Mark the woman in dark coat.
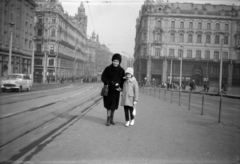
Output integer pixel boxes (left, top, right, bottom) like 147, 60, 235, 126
101, 53, 125, 126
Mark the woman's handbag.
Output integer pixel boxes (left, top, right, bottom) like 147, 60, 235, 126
101, 85, 108, 96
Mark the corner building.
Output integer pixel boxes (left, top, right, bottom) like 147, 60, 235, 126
134, 0, 240, 87
0, 0, 37, 77
34, 0, 87, 82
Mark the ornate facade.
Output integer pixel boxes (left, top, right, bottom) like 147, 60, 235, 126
0, 0, 38, 78
134, 0, 240, 87
34, 0, 87, 82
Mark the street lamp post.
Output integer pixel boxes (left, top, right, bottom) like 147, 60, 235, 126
219, 37, 224, 94
170, 56, 173, 89
31, 38, 36, 80
179, 46, 183, 89
179, 46, 183, 106
8, 22, 15, 76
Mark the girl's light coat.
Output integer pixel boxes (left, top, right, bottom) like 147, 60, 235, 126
121, 76, 139, 107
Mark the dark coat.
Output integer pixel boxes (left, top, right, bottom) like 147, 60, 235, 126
101, 64, 125, 110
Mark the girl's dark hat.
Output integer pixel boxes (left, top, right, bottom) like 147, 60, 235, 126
112, 53, 122, 64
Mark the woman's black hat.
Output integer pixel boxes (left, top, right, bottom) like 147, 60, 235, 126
112, 53, 122, 64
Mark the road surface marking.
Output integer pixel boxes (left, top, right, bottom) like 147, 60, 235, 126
191, 103, 201, 107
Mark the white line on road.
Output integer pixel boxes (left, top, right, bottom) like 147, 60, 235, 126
191, 103, 202, 107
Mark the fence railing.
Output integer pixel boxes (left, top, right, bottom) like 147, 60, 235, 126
139, 86, 240, 127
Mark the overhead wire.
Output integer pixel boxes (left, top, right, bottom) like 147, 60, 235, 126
86, 1, 96, 33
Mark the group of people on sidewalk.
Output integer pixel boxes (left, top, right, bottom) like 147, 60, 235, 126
101, 53, 139, 127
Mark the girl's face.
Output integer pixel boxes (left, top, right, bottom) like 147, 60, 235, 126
125, 73, 132, 79
112, 60, 119, 67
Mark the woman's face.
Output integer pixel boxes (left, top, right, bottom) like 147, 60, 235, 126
112, 60, 120, 67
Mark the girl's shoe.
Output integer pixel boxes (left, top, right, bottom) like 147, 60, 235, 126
130, 119, 134, 126
125, 121, 130, 127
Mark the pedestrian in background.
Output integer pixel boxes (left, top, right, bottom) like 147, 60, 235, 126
121, 67, 139, 127
101, 53, 125, 126
189, 79, 195, 92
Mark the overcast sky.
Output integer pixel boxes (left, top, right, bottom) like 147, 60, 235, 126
59, 0, 240, 57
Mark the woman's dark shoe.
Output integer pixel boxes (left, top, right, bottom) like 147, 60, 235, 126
106, 116, 110, 126
110, 116, 115, 125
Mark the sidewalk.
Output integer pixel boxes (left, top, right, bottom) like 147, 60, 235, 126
17, 93, 240, 164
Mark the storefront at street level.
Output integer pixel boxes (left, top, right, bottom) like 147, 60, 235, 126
135, 57, 240, 87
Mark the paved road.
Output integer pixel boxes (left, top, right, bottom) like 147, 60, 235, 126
15, 92, 240, 164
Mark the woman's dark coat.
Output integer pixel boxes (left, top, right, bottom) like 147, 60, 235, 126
101, 64, 125, 110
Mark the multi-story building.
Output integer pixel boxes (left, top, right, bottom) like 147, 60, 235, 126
0, 0, 38, 78
134, 0, 240, 87
85, 31, 99, 79
34, 0, 87, 82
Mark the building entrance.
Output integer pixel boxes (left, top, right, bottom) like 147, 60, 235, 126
192, 74, 202, 86
192, 65, 203, 86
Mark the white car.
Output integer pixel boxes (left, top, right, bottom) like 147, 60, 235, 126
1, 74, 33, 92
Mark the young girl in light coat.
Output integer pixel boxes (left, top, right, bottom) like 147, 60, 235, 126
121, 67, 139, 127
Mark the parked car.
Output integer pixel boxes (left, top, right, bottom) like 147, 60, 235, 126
1, 74, 33, 92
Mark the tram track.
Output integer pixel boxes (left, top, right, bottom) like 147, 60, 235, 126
0, 85, 102, 163
0, 85, 93, 120
0, 84, 87, 105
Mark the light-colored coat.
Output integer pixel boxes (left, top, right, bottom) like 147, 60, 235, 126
121, 76, 139, 107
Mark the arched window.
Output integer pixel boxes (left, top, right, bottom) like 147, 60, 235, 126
188, 34, 193, 43
215, 35, 220, 44
51, 29, 55, 37
206, 35, 211, 44
170, 33, 175, 42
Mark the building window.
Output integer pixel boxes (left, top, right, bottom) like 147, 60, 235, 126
179, 34, 184, 43
169, 49, 174, 57
156, 33, 161, 41
198, 22, 202, 30
188, 34, 193, 43
178, 49, 183, 58
180, 22, 184, 29
48, 58, 54, 66
144, 20, 147, 27
189, 22, 193, 29
51, 29, 55, 37
197, 34, 202, 43
36, 44, 41, 51
215, 35, 220, 44
237, 52, 240, 60
35, 58, 43, 66
142, 32, 147, 41
50, 44, 54, 54
207, 23, 211, 30
225, 24, 229, 31
143, 48, 147, 56
196, 50, 201, 59
171, 21, 175, 28
155, 48, 160, 56
38, 16, 42, 23
157, 20, 161, 27
238, 24, 240, 32
52, 17, 56, 23
187, 50, 192, 58
237, 36, 240, 45
214, 51, 219, 60
223, 52, 228, 59
216, 23, 220, 30
206, 35, 211, 44
224, 36, 228, 45
38, 29, 42, 36
205, 50, 210, 59
170, 33, 175, 42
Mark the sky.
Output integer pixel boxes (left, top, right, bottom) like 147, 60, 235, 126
59, 0, 240, 58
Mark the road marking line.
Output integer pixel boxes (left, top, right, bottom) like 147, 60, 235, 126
191, 103, 201, 107
228, 107, 239, 111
